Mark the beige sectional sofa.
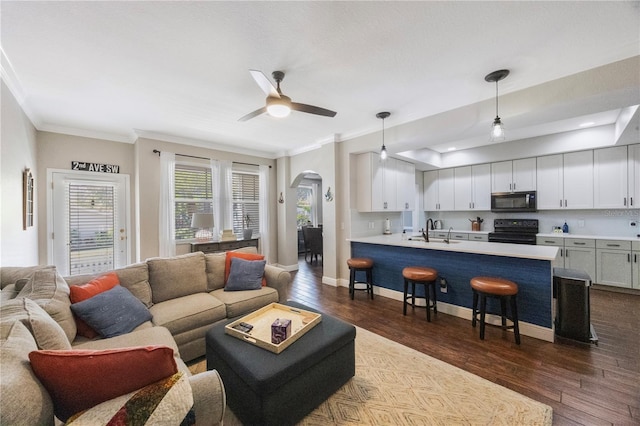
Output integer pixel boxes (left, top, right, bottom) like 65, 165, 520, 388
0, 248, 291, 425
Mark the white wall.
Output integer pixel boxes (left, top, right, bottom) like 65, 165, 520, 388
1, 81, 39, 266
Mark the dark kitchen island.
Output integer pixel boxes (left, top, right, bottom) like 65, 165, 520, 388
349, 234, 559, 342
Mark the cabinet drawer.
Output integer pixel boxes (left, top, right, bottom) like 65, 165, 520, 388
469, 234, 488, 242
430, 232, 448, 239
596, 239, 632, 250
633, 240, 640, 251
564, 238, 595, 248
451, 233, 468, 240
536, 236, 563, 246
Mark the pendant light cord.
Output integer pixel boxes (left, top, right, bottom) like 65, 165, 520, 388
495, 81, 499, 118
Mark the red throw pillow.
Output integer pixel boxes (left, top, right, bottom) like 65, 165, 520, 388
224, 251, 266, 286
69, 273, 120, 338
29, 346, 177, 422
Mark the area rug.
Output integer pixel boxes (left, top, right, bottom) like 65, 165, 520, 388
223, 326, 552, 425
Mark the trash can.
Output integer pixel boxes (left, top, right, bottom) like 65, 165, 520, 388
553, 267, 598, 345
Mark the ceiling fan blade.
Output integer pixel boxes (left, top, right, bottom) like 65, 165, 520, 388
238, 106, 267, 122
249, 70, 279, 98
291, 102, 337, 117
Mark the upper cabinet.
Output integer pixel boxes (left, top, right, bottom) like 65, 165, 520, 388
454, 164, 490, 210
628, 144, 640, 209
594, 146, 628, 209
396, 160, 416, 211
491, 158, 536, 193
537, 151, 593, 209
424, 168, 454, 211
356, 153, 415, 212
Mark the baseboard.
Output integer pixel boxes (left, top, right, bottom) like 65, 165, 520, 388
334, 281, 554, 342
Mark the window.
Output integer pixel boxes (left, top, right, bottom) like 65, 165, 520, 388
174, 163, 213, 240
297, 186, 313, 227
232, 171, 259, 235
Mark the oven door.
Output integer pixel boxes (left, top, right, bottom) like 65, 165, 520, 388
488, 232, 537, 245
491, 191, 537, 212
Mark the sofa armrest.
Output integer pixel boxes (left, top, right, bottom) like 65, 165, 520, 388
264, 265, 291, 302
188, 370, 226, 426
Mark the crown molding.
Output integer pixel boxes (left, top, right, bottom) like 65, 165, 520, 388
1, 47, 40, 128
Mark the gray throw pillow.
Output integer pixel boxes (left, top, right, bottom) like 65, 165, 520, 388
70, 285, 151, 338
224, 258, 266, 291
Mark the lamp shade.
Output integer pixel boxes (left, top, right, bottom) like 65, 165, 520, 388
191, 213, 214, 229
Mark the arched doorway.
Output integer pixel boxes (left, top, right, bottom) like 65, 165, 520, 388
292, 171, 323, 268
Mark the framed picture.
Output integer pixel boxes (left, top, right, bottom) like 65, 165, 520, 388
23, 168, 34, 230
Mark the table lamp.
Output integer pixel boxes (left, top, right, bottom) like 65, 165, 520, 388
191, 213, 215, 242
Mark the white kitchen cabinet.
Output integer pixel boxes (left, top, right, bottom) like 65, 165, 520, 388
632, 241, 640, 289
491, 158, 536, 193
396, 160, 416, 211
537, 151, 593, 209
357, 152, 398, 212
454, 164, 490, 211
536, 236, 565, 269
594, 146, 628, 209
423, 168, 454, 211
628, 144, 640, 209
563, 238, 596, 282
596, 239, 633, 288
468, 233, 489, 242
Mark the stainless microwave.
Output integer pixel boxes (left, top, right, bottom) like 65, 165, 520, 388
491, 191, 537, 213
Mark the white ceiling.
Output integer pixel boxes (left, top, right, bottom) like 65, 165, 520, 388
1, 1, 639, 159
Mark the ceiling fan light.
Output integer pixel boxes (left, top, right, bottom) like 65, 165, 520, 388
491, 116, 505, 141
266, 96, 291, 118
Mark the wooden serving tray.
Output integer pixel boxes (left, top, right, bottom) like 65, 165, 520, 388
225, 303, 322, 354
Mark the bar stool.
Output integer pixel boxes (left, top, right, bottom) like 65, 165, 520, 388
402, 266, 438, 322
470, 276, 520, 345
347, 258, 374, 300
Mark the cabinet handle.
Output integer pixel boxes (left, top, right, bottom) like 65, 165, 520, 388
624, 197, 627, 206
565, 249, 569, 258
606, 244, 620, 247
631, 197, 634, 206
469, 202, 472, 209
513, 182, 516, 190
635, 254, 637, 263
573, 242, 586, 245
560, 200, 563, 208
564, 199, 567, 207
384, 202, 387, 209
544, 240, 556, 244
509, 183, 512, 191
628, 253, 631, 263
560, 248, 564, 257
405, 202, 409, 209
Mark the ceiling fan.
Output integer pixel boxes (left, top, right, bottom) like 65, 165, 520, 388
239, 70, 337, 122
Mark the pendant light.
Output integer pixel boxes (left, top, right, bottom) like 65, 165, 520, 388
376, 111, 390, 160
484, 69, 509, 141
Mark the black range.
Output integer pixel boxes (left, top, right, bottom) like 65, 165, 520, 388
488, 218, 539, 245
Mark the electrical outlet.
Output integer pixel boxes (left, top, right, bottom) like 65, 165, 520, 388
439, 277, 447, 293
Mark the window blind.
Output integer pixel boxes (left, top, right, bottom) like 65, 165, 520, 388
174, 164, 213, 240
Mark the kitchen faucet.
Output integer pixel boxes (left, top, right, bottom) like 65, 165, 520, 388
443, 226, 453, 244
423, 219, 433, 242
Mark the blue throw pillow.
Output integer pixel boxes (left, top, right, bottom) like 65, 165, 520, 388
70, 285, 152, 338
224, 257, 266, 291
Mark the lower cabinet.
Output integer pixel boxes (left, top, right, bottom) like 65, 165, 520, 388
596, 240, 633, 288
536, 236, 564, 270
563, 238, 596, 282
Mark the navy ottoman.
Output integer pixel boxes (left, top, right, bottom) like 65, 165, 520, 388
206, 301, 356, 425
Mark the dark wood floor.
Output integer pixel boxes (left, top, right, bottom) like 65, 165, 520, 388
290, 258, 640, 425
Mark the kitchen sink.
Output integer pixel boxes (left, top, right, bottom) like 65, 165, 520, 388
407, 237, 459, 244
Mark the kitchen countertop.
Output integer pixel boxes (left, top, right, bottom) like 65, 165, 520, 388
536, 233, 640, 242
348, 234, 558, 261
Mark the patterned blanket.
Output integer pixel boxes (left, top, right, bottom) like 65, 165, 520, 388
66, 372, 195, 425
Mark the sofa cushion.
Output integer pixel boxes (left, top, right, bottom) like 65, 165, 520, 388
0, 264, 56, 288
17, 268, 76, 342
210, 287, 279, 318
65, 372, 194, 426
149, 293, 226, 336
225, 258, 266, 291
204, 252, 226, 291
29, 346, 178, 422
0, 321, 54, 425
69, 272, 120, 338
0, 284, 18, 301
0, 298, 71, 350
147, 252, 208, 303
65, 262, 153, 308
71, 285, 152, 338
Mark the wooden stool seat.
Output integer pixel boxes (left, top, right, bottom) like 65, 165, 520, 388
402, 266, 438, 322
347, 258, 374, 300
470, 276, 520, 344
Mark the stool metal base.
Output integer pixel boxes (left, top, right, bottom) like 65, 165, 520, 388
348, 267, 374, 300
471, 289, 520, 344
403, 279, 437, 322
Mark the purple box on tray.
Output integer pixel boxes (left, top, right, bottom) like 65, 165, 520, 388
271, 318, 291, 344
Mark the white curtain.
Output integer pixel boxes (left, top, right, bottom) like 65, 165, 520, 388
159, 151, 176, 257
212, 159, 234, 237
258, 165, 270, 262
